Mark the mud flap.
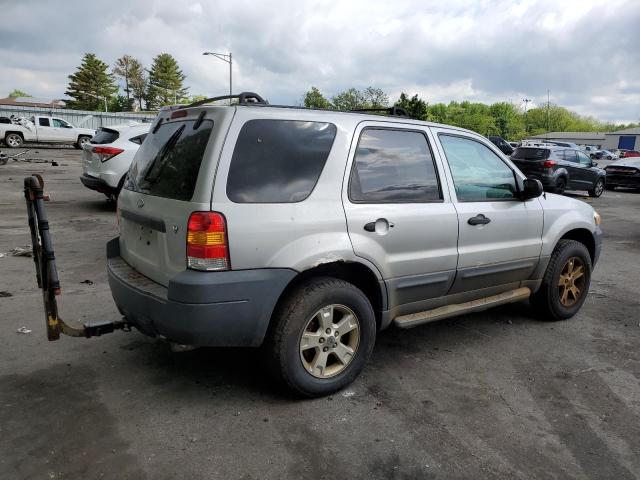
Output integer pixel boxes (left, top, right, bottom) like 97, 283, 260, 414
24, 174, 129, 340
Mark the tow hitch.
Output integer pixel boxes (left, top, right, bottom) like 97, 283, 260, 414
24, 174, 130, 340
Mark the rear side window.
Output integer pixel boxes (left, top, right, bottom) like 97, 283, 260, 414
39, 118, 50, 127
91, 128, 120, 144
349, 128, 441, 203
226, 120, 336, 203
125, 119, 213, 201
512, 148, 550, 160
563, 150, 578, 162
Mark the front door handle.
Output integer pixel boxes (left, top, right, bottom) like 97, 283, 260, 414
364, 222, 376, 232
468, 214, 491, 226
364, 218, 394, 233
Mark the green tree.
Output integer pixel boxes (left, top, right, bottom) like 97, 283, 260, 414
331, 88, 366, 110
303, 87, 332, 109
128, 59, 147, 111
113, 55, 140, 110
362, 87, 388, 108
65, 53, 118, 110
395, 92, 429, 120
146, 53, 188, 108
8, 89, 30, 98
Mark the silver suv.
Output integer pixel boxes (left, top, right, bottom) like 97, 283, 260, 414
109, 93, 603, 397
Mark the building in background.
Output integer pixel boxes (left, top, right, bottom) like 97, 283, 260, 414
0, 96, 66, 108
527, 131, 606, 147
603, 127, 640, 151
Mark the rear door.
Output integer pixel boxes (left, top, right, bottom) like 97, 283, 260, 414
117, 107, 233, 286
342, 122, 459, 307
35, 117, 59, 142
433, 129, 543, 294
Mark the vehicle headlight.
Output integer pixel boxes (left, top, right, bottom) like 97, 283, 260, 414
594, 211, 601, 226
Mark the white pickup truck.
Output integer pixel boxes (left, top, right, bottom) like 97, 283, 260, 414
0, 115, 95, 149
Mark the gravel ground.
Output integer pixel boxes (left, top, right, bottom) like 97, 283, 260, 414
0, 149, 639, 480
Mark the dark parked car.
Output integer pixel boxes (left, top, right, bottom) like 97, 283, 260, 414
604, 157, 640, 190
511, 146, 606, 197
488, 135, 514, 155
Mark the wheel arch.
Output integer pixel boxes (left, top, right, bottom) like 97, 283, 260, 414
270, 261, 387, 331
5, 130, 24, 139
559, 228, 596, 264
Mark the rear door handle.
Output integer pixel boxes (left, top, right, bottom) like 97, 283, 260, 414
364, 219, 394, 233
468, 214, 491, 226
364, 222, 376, 232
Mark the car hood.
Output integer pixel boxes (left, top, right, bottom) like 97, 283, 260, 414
607, 158, 640, 168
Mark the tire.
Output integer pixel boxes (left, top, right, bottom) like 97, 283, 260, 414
531, 239, 592, 321
588, 178, 605, 197
4, 133, 23, 148
554, 177, 566, 195
266, 277, 376, 397
75, 135, 91, 149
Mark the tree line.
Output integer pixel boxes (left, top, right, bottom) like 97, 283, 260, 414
63, 52, 194, 112
303, 87, 639, 140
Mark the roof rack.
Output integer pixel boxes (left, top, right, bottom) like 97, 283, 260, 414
186, 92, 268, 108
349, 106, 410, 118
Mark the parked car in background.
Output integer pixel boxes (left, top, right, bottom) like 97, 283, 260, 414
595, 149, 619, 160
604, 157, 640, 190
511, 146, 606, 196
543, 140, 579, 149
622, 150, 640, 158
488, 135, 514, 155
0, 115, 95, 148
80, 123, 150, 200
508, 141, 520, 149
107, 94, 602, 396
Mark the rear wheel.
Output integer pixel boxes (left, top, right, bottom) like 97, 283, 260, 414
588, 178, 605, 197
266, 277, 376, 397
531, 240, 592, 320
554, 177, 566, 195
75, 135, 91, 149
5, 133, 23, 148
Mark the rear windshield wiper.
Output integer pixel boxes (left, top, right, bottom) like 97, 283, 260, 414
142, 125, 185, 184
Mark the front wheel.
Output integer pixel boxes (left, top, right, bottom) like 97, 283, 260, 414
266, 277, 376, 397
588, 178, 605, 197
531, 240, 592, 320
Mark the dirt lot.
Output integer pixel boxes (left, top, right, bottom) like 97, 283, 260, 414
0, 148, 639, 480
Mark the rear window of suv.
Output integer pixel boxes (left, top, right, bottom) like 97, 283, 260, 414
226, 120, 337, 203
125, 119, 214, 201
91, 128, 120, 144
512, 147, 550, 160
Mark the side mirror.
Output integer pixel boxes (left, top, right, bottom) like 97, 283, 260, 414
521, 178, 543, 200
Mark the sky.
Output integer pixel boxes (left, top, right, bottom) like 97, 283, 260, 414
1, 0, 639, 123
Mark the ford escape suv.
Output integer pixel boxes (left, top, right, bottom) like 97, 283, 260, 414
109, 92, 603, 397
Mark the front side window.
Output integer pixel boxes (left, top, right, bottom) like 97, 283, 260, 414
227, 120, 336, 203
349, 128, 441, 203
52, 119, 68, 128
577, 151, 591, 165
439, 134, 517, 202
39, 118, 50, 127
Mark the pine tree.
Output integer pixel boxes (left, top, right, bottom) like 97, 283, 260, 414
65, 53, 118, 111
146, 53, 188, 108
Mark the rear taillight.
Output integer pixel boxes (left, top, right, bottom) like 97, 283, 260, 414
186, 212, 230, 271
93, 146, 124, 162
542, 160, 556, 168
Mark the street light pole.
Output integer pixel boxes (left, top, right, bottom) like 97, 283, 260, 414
523, 98, 531, 133
203, 51, 233, 105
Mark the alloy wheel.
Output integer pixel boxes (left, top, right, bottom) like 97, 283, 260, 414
299, 304, 360, 379
558, 257, 586, 307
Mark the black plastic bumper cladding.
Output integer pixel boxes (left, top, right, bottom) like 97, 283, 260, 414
106, 238, 297, 347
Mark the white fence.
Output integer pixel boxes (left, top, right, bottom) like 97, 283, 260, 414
0, 105, 157, 129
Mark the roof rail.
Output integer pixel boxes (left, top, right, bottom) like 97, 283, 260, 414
349, 106, 411, 118
186, 92, 268, 108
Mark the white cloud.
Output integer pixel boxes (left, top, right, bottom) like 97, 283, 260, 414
0, 0, 638, 122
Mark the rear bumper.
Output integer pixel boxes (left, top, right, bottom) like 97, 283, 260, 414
605, 173, 640, 188
80, 173, 118, 195
106, 238, 296, 346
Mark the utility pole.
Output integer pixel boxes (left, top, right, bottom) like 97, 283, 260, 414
546, 90, 550, 138
203, 51, 233, 105
523, 98, 531, 133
